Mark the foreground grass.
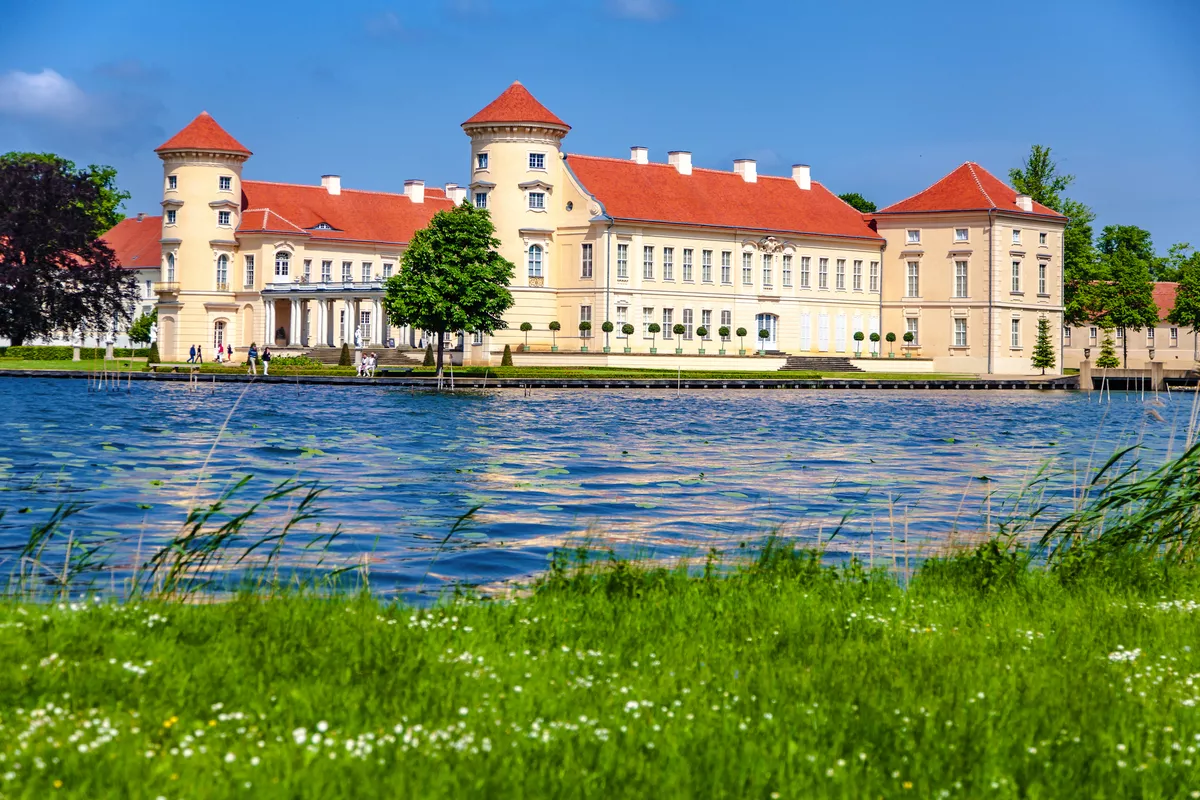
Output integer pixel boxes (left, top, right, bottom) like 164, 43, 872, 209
0, 358, 144, 372
3, 551, 1200, 799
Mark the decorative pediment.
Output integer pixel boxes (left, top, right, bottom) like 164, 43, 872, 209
517, 180, 553, 191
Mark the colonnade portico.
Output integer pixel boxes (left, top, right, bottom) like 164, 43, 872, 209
261, 289, 391, 349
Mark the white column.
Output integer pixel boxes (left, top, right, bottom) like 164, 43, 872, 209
373, 298, 383, 345
263, 299, 274, 347
289, 299, 300, 345
315, 300, 324, 347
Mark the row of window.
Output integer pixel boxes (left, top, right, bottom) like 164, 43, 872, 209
906, 228, 1049, 246
165, 175, 233, 192
194, 252, 397, 291
895, 317, 1026, 349
601, 244, 881, 291
904, 260, 1050, 298
1067, 327, 1182, 345
164, 208, 234, 227
473, 152, 545, 172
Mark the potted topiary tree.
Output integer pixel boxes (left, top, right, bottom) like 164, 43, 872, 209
601, 320, 614, 353
757, 328, 770, 355
579, 320, 592, 352
672, 323, 686, 354
549, 320, 561, 352
647, 322, 661, 354
853, 330, 864, 357
885, 332, 896, 358
736, 327, 748, 355
519, 321, 532, 351
621, 323, 635, 353
869, 332, 881, 358
501, 343, 514, 366
718, 325, 730, 355
696, 325, 708, 355
902, 330, 914, 357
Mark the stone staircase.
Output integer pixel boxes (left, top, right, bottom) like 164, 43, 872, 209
303, 347, 423, 366
779, 355, 863, 373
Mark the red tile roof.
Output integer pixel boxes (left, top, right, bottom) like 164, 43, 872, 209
1153, 282, 1178, 321
877, 162, 1066, 219
237, 181, 453, 244
156, 112, 252, 156
462, 81, 569, 130
566, 156, 882, 241
101, 216, 162, 270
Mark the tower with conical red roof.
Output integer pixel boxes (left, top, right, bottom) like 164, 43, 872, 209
461, 82, 576, 355
153, 112, 252, 360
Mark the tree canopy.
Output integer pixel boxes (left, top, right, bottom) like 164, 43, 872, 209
837, 193, 876, 213
1009, 145, 1074, 209
1167, 246, 1200, 334
1, 152, 129, 238
0, 156, 138, 345
382, 202, 514, 375
128, 308, 157, 345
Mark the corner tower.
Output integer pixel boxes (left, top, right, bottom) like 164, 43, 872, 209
153, 112, 252, 360
461, 82, 570, 287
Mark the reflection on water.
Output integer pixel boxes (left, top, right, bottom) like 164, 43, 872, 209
0, 378, 1188, 592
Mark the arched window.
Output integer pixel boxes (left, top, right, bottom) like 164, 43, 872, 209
216, 254, 229, 290
213, 320, 226, 348
166, 252, 175, 282
275, 251, 290, 278
527, 245, 543, 278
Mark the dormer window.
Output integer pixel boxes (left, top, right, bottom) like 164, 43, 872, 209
476, 153, 489, 170
312, 222, 334, 230
219, 176, 232, 191
906, 230, 920, 244
167, 175, 177, 190
528, 152, 546, 170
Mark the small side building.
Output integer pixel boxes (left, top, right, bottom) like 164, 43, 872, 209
1062, 282, 1200, 369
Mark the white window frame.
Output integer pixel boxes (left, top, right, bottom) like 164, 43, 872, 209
1038, 263, 1047, 295
954, 318, 967, 347
581, 243, 593, 279
720, 309, 732, 339
217, 210, 231, 227
1039, 232, 1047, 245
303, 259, 312, 281
800, 256, 811, 289
321, 260, 332, 283
818, 258, 829, 289
761, 253, 773, 286
720, 251, 732, 284
906, 229, 920, 244
954, 228, 968, 242
742, 253, 753, 285
616, 305, 628, 338
219, 175, 232, 192
579, 304, 592, 338
166, 209, 176, 225
275, 251, 290, 277
167, 175, 177, 190
1011, 261, 1021, 293
869, 261, 879, 293
682, 248, 693, 281
782, 254, 793, 287
527, 244, 544, 278
617, 244, 629, 279
643, 246, 654, 280
906, 262, 919, 297
852, 260, 862, 291
244, 254, 254, 287
1012, 229, 1022, 245
682, 308, 694, 340
342, 260, 353, 282
474, 192, 488, 209
954, 260, 968, 298
528, 192, 546, 210
216, 254, 229, 289
835, 259, 846, 290
528, 152, 546, 170
642, 307, 655, 338
663, 247, 675, 281
1011, 318, 1021, 348
905, 317, 919, 346
702, 250, 713, 283
362, 261, 372, 283
383, 262, 393, 279
701, 309, 712, 339
476, 152, 489, 170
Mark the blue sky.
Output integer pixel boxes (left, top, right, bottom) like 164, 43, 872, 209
1, 0, 1196, 248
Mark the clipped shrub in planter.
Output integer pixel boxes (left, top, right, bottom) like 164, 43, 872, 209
885, 332, 896, 358
718, 325, 730, 355
647, 322, 661, 354
696, 325, 708, 354
601, 321, 614, 353
549, 321, 561, 352
902, 330, 915, 357
147, 341, 160, 366
501, 343, 513, 366
853, 330, 864, 356
341, 343, 354, 366
578, 320, 592, 352
736, 327, 748, 355
672, 323, 686, 354
520, 322, 532, 349
757, 328, 771, 354
422, 343, 435, 366
621, 323, 635, 353
869, 332, 881, 358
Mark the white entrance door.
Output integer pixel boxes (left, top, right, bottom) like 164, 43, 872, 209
755, 313, 778, 350
359, 310, 372, 345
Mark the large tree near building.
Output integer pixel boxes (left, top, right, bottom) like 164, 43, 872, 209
1009, 145, 1100, 325
382, 201, 514, 377
837, 193, 876, 213
1094, 242, 1159, 367
1, 152, 129, 237
1167, 246, 1200, 335
0, 155, 138, 346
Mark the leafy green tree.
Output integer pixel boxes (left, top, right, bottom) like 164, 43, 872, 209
838, 193, 876, 213
1167, 247, 1200, 335
1099, 225, 1165, 279
1, 152, 129, 237
1008, 145, 1073, 208
1031, 316, 1056, 374
383, 202, 514, 376
1096, 331, 1120, 368
0, 156, 138, 345
128, 308, 157, 344
1094, 237, 1160, 367
1160, 243, 1195, 283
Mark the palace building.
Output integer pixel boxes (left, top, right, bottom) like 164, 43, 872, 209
139, 82, 1067, 373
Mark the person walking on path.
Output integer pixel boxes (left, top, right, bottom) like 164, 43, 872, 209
246, 343, 258, 375
196, 345, 203, 364
227, 344, 234, 363
188, 344, 196, 364
262, 347, 272, 376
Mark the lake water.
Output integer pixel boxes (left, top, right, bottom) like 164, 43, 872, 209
0, 378, 1190, 594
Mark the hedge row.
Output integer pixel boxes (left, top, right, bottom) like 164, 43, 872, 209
2, 345, 150, 360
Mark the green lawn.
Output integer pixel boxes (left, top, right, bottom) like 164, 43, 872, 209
1, 548, 1198, 798
0, 358, 144, 371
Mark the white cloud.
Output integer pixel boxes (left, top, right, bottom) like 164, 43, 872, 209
607, 0, 675, 21
0, 69, 88, 122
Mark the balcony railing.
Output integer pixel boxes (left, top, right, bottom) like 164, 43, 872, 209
153, 282, 180, 294
215, 283, 230, 292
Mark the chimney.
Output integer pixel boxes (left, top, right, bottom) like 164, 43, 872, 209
667, 151, 692, 175
1016, 193, 1033, 212
792, 164, 811, 191
136, 212, 146, 222
630, 146, 649, 165
321, 175, 341, 195
404, 179, 425, 204
445, 182, 467, 205
733, 159, 757, 183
